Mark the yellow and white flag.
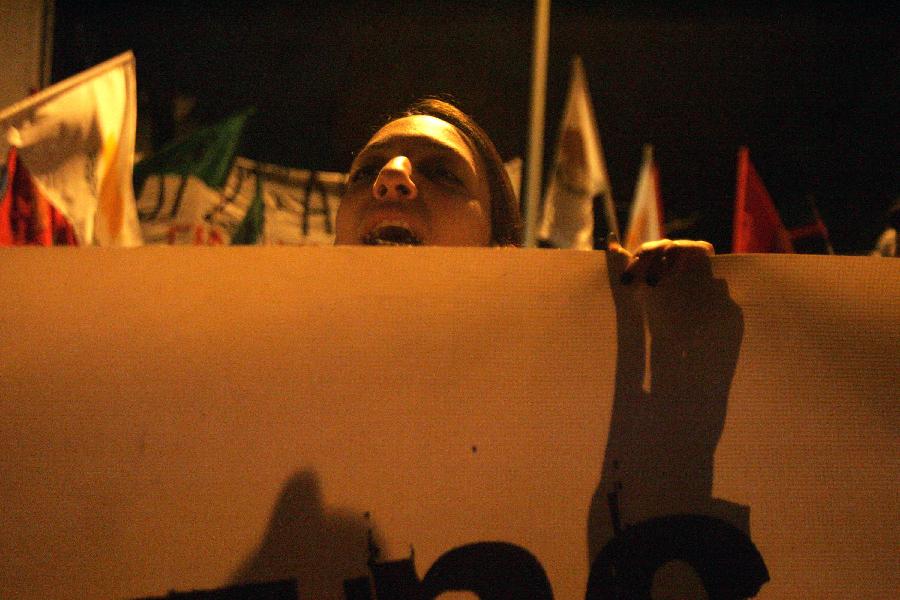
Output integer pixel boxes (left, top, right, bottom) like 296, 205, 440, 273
624, 145, 664, 253
0, 51, 142, 246
538, 56, 615, 249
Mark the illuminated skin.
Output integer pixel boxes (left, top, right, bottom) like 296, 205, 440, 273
335, 115, 492, 247
335, 114, 713, 283
613, 238, 716, 286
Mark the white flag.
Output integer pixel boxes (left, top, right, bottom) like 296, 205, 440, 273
538, 56, 614, 249
624, 145, 664, 253
0, 51, 142, 246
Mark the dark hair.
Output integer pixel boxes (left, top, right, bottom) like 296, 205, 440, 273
401, 98, 523, 246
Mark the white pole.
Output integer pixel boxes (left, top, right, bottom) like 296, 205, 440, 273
523, 0, 550, 247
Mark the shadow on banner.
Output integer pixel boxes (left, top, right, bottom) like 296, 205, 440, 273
230, 470, 382, 600
586, 251, 768, 599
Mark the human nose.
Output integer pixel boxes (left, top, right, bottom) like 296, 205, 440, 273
372, 156, 418, 202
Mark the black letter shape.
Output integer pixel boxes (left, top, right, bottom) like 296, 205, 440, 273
585, 514, 768, 600
420, 541, 554, 600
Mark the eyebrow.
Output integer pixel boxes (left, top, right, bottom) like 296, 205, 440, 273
358, 135, 469, 160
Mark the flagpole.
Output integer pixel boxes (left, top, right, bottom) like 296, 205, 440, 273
806, 193, 835, 254
523, 0, 551, 247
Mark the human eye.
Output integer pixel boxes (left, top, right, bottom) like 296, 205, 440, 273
348, 162, 379, 184
421, 160, 463, 186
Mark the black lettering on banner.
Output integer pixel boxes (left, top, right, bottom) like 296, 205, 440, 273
354, 521, 766, 600
585, 514, 769, 600
167, 174, 190, 219
300, 171, 333, 236
137, 172, 166, 221
359, 541, 553, 600
421, 541, 554, 600
205, 165, 248, 220
271, 190, 290, 211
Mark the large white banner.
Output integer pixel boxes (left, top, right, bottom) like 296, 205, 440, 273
0, 248, 896, 599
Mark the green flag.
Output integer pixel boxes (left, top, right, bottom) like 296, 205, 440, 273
133, 107, 255, 196
230, 174, 265, 245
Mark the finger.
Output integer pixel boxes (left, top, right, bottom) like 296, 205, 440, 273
667, 241, 715, 276
674, 239, 714, 256
642, 247, 670, 286
605, 234, 636, 282
606, 232, 626, 253
625, 241, 668, 285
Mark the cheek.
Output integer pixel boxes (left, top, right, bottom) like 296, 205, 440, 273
432, 197, 491, 245
334, 196, 361, 242
468, 197, 492, 233
468, 190, 493, 243
468, 179, 494, 243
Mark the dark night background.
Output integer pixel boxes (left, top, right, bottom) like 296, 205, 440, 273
52, 0, 898, 253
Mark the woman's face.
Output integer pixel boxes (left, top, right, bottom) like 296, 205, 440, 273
335, 115, 492, 246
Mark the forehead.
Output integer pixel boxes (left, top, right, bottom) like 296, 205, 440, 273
361, 115, 477, 161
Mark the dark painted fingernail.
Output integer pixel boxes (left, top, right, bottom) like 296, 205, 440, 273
646, 274, 660, 287
620, 272, 634, 284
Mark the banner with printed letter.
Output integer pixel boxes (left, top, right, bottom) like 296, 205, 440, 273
135, 110, 253, 245
0, 248, 896, 599
224, 157, 345, 246
138, 152, 344, 246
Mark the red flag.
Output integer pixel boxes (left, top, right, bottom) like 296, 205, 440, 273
732, 146, 793, 253
0, 147, 77, 246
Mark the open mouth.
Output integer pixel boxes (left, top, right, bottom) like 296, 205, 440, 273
362, 224, 423, 246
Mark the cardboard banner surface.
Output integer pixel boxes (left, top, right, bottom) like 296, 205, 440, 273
0, 248, 896, 599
